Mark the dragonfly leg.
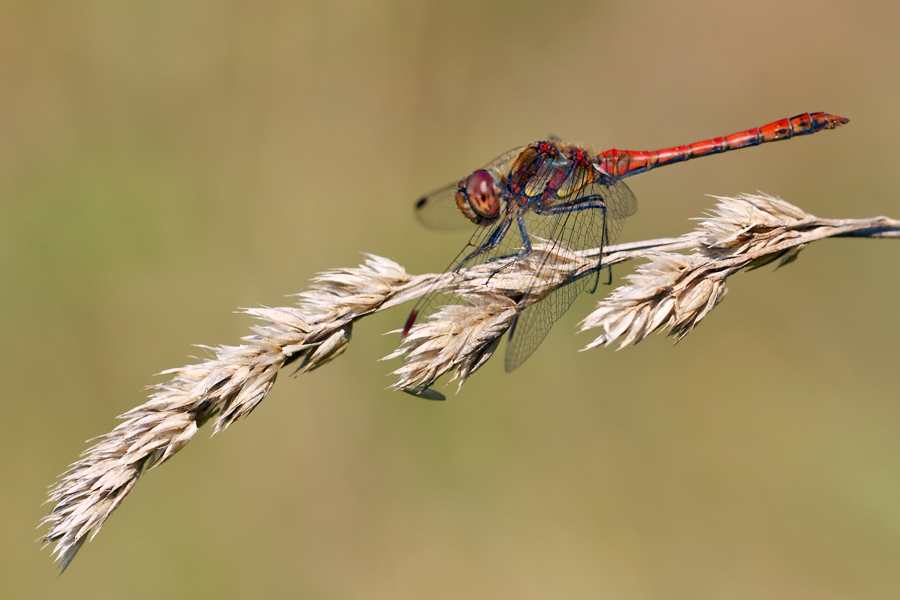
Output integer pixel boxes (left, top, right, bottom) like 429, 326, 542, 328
484, 211, 536, 264
485, 213, 533, 283
534, 197, 611, 292
454, 216, 513, 272
535, 196, 607, 215
596, 204, 611, 291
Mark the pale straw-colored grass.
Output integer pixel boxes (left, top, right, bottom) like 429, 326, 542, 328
581, 194, 899, 348
41, 193, 899, 571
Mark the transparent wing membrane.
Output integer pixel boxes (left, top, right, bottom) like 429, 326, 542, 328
504, 179, 635, 371
414, 182, 467, 230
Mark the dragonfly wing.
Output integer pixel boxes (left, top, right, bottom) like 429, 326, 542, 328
504, 282, 581, 372
613, 179, 638, 218
404, 204, 519, 337
482, 144, 529, 178
598, 180, 637, 240
414, 181, 470, 230
502, 199, 598, 372
503, 178, 637, 371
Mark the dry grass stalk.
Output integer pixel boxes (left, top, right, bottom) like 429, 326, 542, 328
42, 195, 898, 571
581, 193, 900, 349
42, 255, 414, 571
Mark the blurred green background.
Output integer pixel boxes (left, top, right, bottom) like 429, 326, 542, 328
3, 1, 899, 598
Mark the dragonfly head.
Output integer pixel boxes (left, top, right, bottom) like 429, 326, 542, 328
456, 169, 501, 225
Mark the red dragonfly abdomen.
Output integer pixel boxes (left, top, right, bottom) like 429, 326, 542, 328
597, 112, 849, 180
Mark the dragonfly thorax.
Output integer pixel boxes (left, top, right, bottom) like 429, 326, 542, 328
456, 169, 502, 225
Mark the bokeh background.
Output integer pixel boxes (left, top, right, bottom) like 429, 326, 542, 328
3, 1, 899, 598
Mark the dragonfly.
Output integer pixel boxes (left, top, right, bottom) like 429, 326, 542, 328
403, 112, 849, 387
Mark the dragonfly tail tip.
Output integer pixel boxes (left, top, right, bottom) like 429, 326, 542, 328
827, 113, 850, 128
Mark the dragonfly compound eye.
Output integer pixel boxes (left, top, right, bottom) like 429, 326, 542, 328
456, 169, 501, 224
